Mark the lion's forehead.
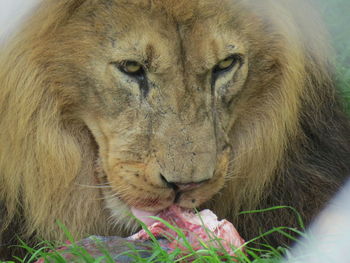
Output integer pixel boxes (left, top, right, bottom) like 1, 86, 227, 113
75, 0, 245, 74
105, 0, 233, 24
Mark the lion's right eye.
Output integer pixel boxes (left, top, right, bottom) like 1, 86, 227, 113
117, 60, 145, 78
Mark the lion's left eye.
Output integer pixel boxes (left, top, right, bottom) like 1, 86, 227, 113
212, 55, 242, 76
218, 57, 235, 70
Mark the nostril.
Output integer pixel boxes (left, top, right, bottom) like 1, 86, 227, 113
160, 173, 178, 190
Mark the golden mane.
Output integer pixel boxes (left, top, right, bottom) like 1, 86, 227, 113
0, 0, 108, 240
1, 0, 349, 259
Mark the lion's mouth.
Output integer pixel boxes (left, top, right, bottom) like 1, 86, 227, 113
96, 166, 227, 227
129, 186, 201, 226
99, 170, 211, 224
95, 163, 215, 212
99, 172, 225, 230
117, 183, 205, 210
129, 181, 209, 225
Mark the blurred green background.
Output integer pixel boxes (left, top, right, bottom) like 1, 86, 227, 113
319, 0, 350, 113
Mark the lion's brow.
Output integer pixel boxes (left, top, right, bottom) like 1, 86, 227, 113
145, 43, 155, 68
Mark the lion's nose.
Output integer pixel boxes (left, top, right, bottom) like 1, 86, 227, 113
160, 174, 208, 191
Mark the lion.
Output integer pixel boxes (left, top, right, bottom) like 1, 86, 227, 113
1, 0, 349, 259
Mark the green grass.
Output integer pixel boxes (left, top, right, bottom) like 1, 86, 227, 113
6, 206, 304, 263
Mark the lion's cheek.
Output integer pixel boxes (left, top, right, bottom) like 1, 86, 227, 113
106, 163, 175, 211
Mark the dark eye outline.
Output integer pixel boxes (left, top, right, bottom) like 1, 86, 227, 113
112, 60, 150, 97
212, 54, 243, 78
115, 60, 145, 79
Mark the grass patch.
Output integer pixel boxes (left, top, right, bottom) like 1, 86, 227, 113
6, 206, 304, 263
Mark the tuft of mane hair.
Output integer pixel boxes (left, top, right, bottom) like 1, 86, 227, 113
0, 0, 349, 260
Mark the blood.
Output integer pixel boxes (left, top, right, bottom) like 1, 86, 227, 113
35, 206, 245, 262
129, 205, 245, 257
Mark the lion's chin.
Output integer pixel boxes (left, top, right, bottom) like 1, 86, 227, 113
101, 187, 172, 232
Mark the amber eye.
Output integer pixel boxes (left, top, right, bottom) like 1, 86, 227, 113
118, 60, 144, 77
212, 54, 242, 77
217, 57, 235, 70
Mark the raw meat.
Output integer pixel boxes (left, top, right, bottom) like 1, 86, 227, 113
35, 206, 244, 262
129, 205, 245, 256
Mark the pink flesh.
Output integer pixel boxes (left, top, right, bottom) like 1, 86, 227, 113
37, 206, 244, 262
129, 205, 245, 257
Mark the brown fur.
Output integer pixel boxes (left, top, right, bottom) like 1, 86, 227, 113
1, 0, 350, 260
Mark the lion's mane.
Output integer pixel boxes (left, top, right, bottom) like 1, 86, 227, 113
1, 0, 350, 259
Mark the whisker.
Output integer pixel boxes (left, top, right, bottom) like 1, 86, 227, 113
75, 183, 112, 189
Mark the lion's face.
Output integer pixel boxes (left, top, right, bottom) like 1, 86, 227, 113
57, 1, 248, 214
